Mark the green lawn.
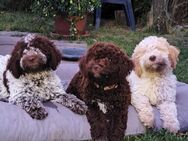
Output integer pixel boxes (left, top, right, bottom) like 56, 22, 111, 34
0, 11, 53, 33
0, 11, 188, 141
125, 130, 188, 141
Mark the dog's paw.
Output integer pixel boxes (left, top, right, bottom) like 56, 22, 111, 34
163, 119, 180, 133
24, 98, 48, 120
139, 112, 154, 128
13, 96, 48, 120
70, 99, 88, 115
27, 106, 48, 120
54, 94, 88, 115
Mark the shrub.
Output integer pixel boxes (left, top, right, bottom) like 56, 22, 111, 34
0, 0, 32, 11
132, 0, 152, 25
31, 0, 101, 18
31, 0, 101, 36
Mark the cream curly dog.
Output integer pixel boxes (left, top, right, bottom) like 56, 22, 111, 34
127, 36, 180, 133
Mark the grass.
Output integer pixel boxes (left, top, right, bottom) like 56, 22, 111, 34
0, 10, 188, 141
0, 11, 53, 33
174, 46, 188, 84
125, 130, 188, 141
82, 26, 154, 56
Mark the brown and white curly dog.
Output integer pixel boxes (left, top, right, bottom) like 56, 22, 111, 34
66, 42, 133, 141
0, 34, 87, 120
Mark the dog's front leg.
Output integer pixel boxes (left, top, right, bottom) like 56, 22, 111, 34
106, 102, 128, 141
52, 92, 87, 115
10, 95, 48, 120
86, 102, 108, 141
157, 101, 180, 133
131, 93, 154, 128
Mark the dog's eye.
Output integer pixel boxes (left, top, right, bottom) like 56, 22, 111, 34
104, 75, 109, 79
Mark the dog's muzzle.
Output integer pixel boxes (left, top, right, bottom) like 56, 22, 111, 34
20, 48, 47, 70
147, 55, 167, 72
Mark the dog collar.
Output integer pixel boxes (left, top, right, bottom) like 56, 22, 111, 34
94, 82, 118, 91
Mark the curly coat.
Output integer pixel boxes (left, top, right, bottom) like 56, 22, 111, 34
66, 42, 133, 141
127, 36, 180, 133
0, 34, 87, 120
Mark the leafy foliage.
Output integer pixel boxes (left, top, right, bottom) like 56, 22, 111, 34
132, 0, 152, 24
31, 0, 101, 37
0, 0, 32, 11
31, 0, 101, 18
0, 0, 11, 10
133, 0, 152, 15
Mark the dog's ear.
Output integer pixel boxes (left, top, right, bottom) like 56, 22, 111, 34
132, 57, 142, 77
48, 42, 62, 70
168, 45, 180, 69
127, 58, 134, 73
132, 51, 143, 77
120, 55, 134, 77
7, 41, 25, 78
79, 56, 87, 74
131, 44, 146, 77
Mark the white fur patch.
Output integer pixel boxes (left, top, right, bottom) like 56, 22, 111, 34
0, 55, 62, 102
0, 55, 10, 98
97, 102, 107, 113
24, 34, 36, 44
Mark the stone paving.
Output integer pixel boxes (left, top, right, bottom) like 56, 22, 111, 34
0, 31, 87, 55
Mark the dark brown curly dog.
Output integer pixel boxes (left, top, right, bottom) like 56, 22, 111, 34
66, 42, 133, 141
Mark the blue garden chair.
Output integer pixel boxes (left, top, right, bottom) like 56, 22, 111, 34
95, 0, 136, 31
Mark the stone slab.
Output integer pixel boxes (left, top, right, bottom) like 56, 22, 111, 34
0, 31, 87, 56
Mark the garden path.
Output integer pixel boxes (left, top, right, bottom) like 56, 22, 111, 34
0, 31, 87, 55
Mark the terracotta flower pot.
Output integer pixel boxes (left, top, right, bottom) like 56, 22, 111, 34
54, 15, 87, 35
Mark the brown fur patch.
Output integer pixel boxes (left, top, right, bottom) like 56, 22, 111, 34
168, 45, 180, 69
132, 46, 146, 77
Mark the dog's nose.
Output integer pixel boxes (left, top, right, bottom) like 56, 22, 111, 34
93, 65, 101, 72
149, 55, 156, 62
26, 54, 37, 61
92, 65, 103, 78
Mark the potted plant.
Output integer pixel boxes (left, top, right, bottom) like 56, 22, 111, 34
31, 0, 101, 37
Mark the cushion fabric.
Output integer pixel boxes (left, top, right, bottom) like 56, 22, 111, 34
0, 58, 187, 140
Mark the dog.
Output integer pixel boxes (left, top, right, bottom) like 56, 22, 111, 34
127, 36, 180, 133
0, 34, 87, 120
66, 42, 133, 141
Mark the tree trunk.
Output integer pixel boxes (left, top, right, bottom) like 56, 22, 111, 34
168, 0, 188, 25
152, 0, 168, 33
148, 0, 188, 33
